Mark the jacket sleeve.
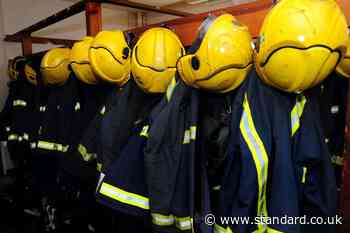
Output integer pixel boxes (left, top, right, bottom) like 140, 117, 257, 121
59, 110, 102, 188
144, 81, 197, 232
293, 92, 337, 233
0, 81, 16, 141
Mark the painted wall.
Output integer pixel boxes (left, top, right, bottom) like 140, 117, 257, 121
0, 0, 8, 108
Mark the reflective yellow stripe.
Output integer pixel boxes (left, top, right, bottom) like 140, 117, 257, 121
39, 106, 46, 112
212, 185, 221, 191
99, 182, 149, 210
96, 172, 105, 193
22, 133, 29, 141
175, 216, 192, 231
37, 141, 52, 150
8, 133, 29, 142
240, 94, 268, 231
74, 102, 81, 111
291, 95, 306, 136
100, 106, 106, 115
62, 145, 69, 152
8, 134, 19, 141
97, 163, 102, 172
78, 144, 96, 161
183, 126, 197, 144
214, 224, 227, 233
140, 125, 149, 138
183, 130, 191, 144
166, 77, 177, 101
13, 99, 27, 107
37, 141, 69, 152
30, 142, 37, 149
190, 126, 196, 140
152, 213, 174, 226
151, 213, 192, 231
301, 167, 307, 184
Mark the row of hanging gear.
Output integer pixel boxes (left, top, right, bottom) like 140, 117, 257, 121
0, 0, 350, 232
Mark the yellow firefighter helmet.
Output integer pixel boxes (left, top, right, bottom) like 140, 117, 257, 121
89, 30, 131, 85
255, 0, 348, 93
41, 48, 71, 85
176, 14, 253, 93
131, 27, 185, 93
70, 36, 99, 84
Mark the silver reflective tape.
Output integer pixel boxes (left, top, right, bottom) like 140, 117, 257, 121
96, 172, 105, 193
241, 110, 266, 216
13, 100, 27, 107
175, 218, 192, 230
331, 105, 339, 114
30, 142, 37, 149
23, 133, 29, 141
40, 106, 47, 112
99, 183, 149, 209
100, 106, 106, 115
152, 214, 174, 225
8, 134, 18, 141
183, 130, 190, 144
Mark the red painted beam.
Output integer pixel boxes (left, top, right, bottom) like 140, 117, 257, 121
21, 36, 32, 56
86, 1, 102, 37
337, 0, 350, 25
4, 34, 77, 46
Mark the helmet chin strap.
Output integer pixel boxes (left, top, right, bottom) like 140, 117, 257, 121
260, 45, 342, 67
